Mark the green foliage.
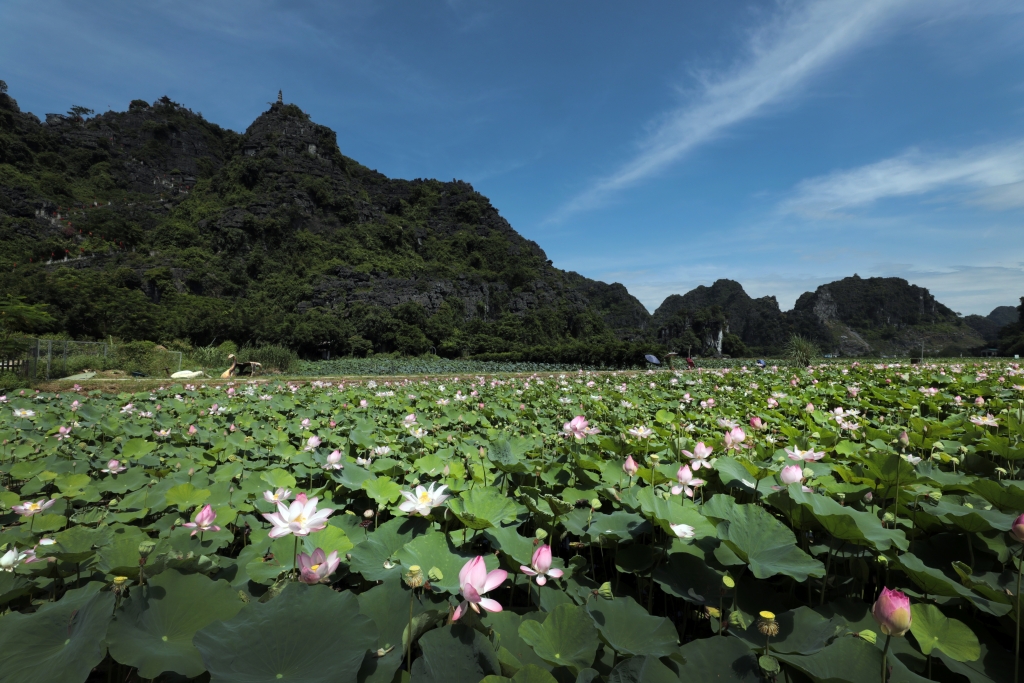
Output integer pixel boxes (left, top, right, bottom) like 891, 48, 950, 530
784, 334, 819, 367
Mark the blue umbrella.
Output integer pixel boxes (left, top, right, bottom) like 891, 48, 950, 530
644, 354, 660, 365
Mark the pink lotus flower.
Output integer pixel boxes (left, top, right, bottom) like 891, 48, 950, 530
297, 548, 340, 585
562, 416, 590, 440
102, 459, 126, 474
304, 435, 322, 451
872, 587, 912, 637
671, 464, 704, 498
898, 431, 910, 448
55, 425, 72, 441
723, 427, 746, 451
263, 496, 333, 538
749, 416, 764, 430
767, 398, 779, 409
188, 425, 197, 435
520, 544, 563, 586
403, 414, 417, 427
301, 418, 310, 427
453, 556, 506, 620
1010, 513, 1024, 543
323, 450, 343, 470
975, 396, 985, 406
805, 403, 815, 413
13, 498, 55, 517
183, 504, 221, 537
683, 442, 713, 470
780, 465, 804, 485
623, 456, 639, 477
360, 399, 368, 408
263, 488, 293, 504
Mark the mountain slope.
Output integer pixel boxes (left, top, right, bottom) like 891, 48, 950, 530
0, 90, 652, 360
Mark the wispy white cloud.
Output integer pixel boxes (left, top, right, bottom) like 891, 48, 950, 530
548, 0, 910, 222
782, 139, 1024, 215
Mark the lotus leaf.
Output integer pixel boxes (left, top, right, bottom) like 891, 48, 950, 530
518, 603, 599, 673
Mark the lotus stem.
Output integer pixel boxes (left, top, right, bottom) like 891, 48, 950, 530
881, 634, 891, 683
406, 589, 414, 673
1016, 547, 1022, 683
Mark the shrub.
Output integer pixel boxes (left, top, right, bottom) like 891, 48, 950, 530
784, 334, 819, 367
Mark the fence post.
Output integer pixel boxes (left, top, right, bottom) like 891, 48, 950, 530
177, 351, 182, 372
63, 340, 68, 377
46, 340, 52, 381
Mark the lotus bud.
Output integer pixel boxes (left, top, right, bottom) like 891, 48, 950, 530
898, 431, 910, 448
404, 565, 425, 589
1010, 513, 1024, 543
780, 465, 803, 485
597, 582, 614, 600
864, 491, 873, 503
363, 510, 374, 519
882, 512, 895, 524
872, 587, 912, 637
623, 456, 639, 477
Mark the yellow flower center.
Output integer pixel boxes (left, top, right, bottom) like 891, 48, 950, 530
418, 492, 431, 503
310, 564, 320, 571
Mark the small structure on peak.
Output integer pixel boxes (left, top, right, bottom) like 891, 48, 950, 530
277, 90, 283, 104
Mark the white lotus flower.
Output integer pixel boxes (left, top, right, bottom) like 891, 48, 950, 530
669, 524, 695, 539
399, 483, 449, 516
262, 494, 333, 538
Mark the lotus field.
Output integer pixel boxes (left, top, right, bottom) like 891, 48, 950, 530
2, 362, 1024, 683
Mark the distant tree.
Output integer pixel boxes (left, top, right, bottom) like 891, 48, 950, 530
0, 80, 8, 94
0, 297, 54, 348
67, 105, 94, 120
785, 334, 819, 367
129, 99, 150, 111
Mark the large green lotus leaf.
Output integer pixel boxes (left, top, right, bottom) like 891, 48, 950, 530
485, 524, 537, 566
194, 582, 377, 683
97, 524, 152, 577
774, 636, 930, 683
55, 472, 91, 496
0, 571, 31, 606
299, 524, 353, 559
518, 603, 599, 673
51, 524, 113, 563
349, 516, 431, 581
363, 476, 403, 505
970, 479, 1024, 510
481, 611, 552, 672
99, 467, 150, 495
909, 603, 979, 661
713, 456, 763, 493
354, 576, 446, 683
122, 438, 157, 459
165, 482, 211, 511
636, 488, 717, 538
933, 630, 1016, 683
608, 654, 679, 683
449, 486, 518, 530
0, 582, 114, 683
926, 499, 1016, 534
733, 606, 844, 655
107, 569, 245, 678
410, 624, 502, 683
395, 530, 499, 594
676, 635, 760, 681
586, 596, 678, 657
652, 550, 725, 605
588, 511, 652, 542
25, 513, 66, 533
703, 495, 824, 581
897, 553, 1011, 617
768, 487, 908, 552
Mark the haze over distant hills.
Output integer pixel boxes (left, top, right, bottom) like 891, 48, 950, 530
1, 87, 1019, 361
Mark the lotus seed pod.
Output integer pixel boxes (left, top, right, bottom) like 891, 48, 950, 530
363, 510, 374, 518
882, 512, 895, 524
802, 467, 814, 479
928, 491, 942, 502
597, 582, 614, 600
404, 565, 424, 589
590, 498, 601, 509
428, 567, 444, 582
138, 540, 156, 558
857, 629, 877, 644
535, 528, 548, 540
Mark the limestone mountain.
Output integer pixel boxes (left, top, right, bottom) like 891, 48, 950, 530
965, 306, 1020, 346
0, 88, 651, 362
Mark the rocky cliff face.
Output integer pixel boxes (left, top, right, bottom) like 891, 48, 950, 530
0, 91, 649, 356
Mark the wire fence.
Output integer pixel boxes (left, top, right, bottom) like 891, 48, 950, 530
0, 338, 183, 381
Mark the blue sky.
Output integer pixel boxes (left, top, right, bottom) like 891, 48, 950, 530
3, 0, 1023, 315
